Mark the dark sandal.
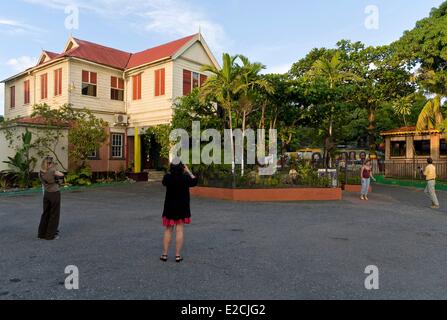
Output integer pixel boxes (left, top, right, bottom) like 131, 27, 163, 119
175, 256, 183, 263
160, 255, 168, 262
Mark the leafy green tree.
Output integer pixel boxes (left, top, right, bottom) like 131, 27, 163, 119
338, 42, 415, 156
305, 51, 361, 167
201, 53, 241, 174
394, 2, 447, 132
31, 104, 108, 170
393, 1, 447, 96
172, 88, 225, 132
235, 55, 274, 175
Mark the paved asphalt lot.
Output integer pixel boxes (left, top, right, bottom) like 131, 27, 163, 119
1, 182, 447, 300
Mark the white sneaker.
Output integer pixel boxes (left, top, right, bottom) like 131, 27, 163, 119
360, 195, 365, 200
364, 196, 369, 201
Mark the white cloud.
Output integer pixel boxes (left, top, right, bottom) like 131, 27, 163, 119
22, 0, 228, 53
138, 0, 227, 53
264, 63, 291, 75
6, 56, 38, 73
0, 18, 44, 35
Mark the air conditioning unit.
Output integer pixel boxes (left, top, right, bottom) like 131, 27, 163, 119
114, 114, 128, 125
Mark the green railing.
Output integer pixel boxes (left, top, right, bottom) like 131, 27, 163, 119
0, 181, 133, 197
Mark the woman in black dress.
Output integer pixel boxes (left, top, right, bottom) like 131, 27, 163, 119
161, 162, 198, 263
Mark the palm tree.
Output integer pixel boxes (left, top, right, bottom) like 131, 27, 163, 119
201, 53, 240, 174
235, 55, 274, 176
308, 52, 361, 167
416, 95, 444, 131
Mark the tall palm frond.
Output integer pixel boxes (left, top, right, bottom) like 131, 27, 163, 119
416, 95, 444, 131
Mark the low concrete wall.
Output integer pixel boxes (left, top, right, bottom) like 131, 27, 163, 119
190, 186, 342, 202
0, 126, 68, 172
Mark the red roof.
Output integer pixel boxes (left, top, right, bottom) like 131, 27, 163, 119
44, 51, 59, 59
38, 34, 197, 71
53, 38, 132, 70
126, 34, 196, 69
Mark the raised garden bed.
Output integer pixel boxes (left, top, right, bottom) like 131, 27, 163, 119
190, 186, 342, 202
343, 184, 372, 193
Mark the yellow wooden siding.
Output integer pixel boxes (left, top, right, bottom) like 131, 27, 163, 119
126, 61, 174, 127
4, 75, 33, 119
180, 41, 214, 66
4, 61, 70, 119
172, 58, 211, 100
34, 61, 70, 108
69, 60, 126, 116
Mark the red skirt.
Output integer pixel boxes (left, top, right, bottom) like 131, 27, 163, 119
162, 217, 191, 227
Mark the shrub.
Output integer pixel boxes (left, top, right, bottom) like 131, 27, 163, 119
0, 177, 9, 191
65, 166, 92, 186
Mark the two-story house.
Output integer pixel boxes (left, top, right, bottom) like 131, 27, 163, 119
1, 33, 219, 174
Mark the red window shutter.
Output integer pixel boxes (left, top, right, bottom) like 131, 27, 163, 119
40, 75, 44, 99
132, 76, 136, 100
10, 86, 15, 108
44, 74, 48, 99
200, 74, 207, 87
111, 76, 117, 88
54, 69, 58, 96
82, 70, 89, 83
183, 69, 192, 96
26, 80, 30, 104
133, 75, 141, 100
118, 78, 124, 90
41, 74, 48, 99
90, 72, 97, 84
24, 81, 30, 104
59, 69, 62, 95
154, 70, 160, 96
138, 74, 142, 99
161, 68, 165, 96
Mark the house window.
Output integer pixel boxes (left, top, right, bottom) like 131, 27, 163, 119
40, 73, 48, 100
87, 149, 100, 160
111, 76, 124, 101
54, 68, 62, 96
154, 68, 165, 96
82, 70, 97, 97
391, 141, 406, 157
441, 139, 447, 157
192, 72, 199, 89
10, 86, 15, 109
132, 74, 142, 100
24, 80, 30, 104
414, 140, 431, 156
111, 133, 124, 159
183, 69, 207, 96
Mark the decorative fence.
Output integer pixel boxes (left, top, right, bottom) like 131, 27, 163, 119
382, 160, 447, 180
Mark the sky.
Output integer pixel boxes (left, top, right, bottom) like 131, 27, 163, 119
0, 0, 445, 115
